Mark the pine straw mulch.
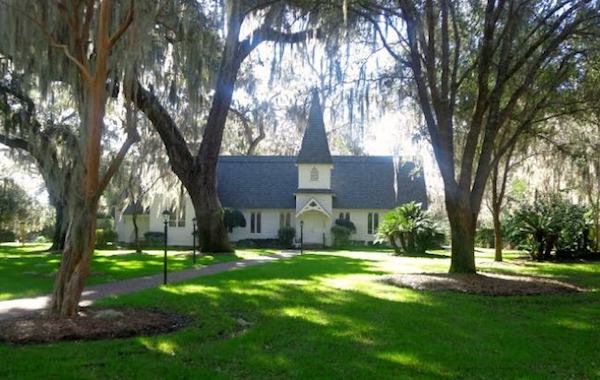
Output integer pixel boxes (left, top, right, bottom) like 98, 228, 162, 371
0, 307, 189, 344
379, 272, 585, 296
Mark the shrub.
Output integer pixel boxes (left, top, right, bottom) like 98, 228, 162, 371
34, 235, 49, 243
144, 231, 165, 247
334, 218, 356, 233
0, 229, 16, 242
278, 226, 296, 248
331, 225, 352, 247
475, 228, 495, 248
223, 208, 246, 232
235, 239, 280, 248
505, 193, 589, 260
376, 202, 443, 254
96, 228, 118, 248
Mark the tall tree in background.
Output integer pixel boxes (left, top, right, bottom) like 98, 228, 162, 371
127, 1, 337, 252
0, 77, 79, 252
0, 0, 147, 316
364, 0, 598, 272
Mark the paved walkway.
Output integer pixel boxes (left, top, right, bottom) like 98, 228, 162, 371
0, 251, 299, 321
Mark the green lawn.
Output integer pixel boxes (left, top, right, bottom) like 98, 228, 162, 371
0, 243, 273, 300
1, 248, 599, 379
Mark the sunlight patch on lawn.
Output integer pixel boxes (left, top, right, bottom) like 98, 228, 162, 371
161, 284, 222, 300
552, 318, 595, 331
138, 337, 178, 356
225, 279, 309, 299
280, 306, 332, 326
377, 351, 451, 377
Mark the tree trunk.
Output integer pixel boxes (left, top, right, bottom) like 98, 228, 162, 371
492, 204, 503, 262
407, 231, 416, 254
49, 201, 68, 252
389, 235, 401, 254
398, 233, 408, 253
49, 199, 97, 317
132, 211, 141, 253
447, 196, 477, 273
188, 174, 232, 253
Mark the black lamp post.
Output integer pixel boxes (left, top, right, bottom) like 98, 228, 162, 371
300, 220, 304, 254
162, 209, 171, 285
192, 217, 197, 265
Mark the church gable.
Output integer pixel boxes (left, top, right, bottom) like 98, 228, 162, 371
296, 198, 331, 218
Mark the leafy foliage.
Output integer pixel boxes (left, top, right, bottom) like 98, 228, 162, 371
330, 218, 357, 247
505, 194, 590, 260
475, 228, 495, 249
376, 202, 443, 254
277, 226, 296, 248
95, 228, 118, 249
0, 229, 16, 242
144, 232, 165, 247
223, 209, 246, 233
334, 218, 356, 233
0, 179, 29, 231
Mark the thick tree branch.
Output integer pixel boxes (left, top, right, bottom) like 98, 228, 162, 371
0, 133, 29, 151
125, 80, 195, 181
96, 125, 139, 198
108, 0, 135, 48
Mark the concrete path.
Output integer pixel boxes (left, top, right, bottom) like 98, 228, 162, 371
0, 251, 299, 321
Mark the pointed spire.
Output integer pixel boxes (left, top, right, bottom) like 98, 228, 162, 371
297, 89, 333, 164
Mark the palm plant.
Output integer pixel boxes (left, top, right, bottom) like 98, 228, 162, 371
376, 202, 440, 254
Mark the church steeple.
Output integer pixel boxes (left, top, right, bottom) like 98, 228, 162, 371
297, 90, 332, 164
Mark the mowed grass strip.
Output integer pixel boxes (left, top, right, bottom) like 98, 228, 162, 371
0, 243, 274, 300
1, 248, 598, 379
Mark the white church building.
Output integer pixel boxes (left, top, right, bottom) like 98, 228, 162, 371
115, 92, 427, 247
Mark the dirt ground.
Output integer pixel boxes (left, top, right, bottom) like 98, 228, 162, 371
380, 272, 584, 296
0, 307, 188, 344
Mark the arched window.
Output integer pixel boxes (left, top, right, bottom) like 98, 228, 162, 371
310, 167, 319, 181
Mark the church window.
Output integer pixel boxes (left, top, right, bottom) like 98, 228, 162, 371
280, 212, 291, 228
251, 212, 261, 233
310, 167, 319, 181
368, 212, 379, 234
168, 203, 186, 228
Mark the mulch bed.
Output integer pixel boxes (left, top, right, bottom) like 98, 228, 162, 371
0, 307, 189, 344
380, 272, 585, 296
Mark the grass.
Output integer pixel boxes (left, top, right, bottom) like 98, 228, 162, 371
1, 247, 599, 379
0, 243, 274, 300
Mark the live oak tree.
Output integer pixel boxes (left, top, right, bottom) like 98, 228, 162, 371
361, 0, 599, 272
126, 0, 339, 252
0, 0, 152, 316
0, 77, 78, 251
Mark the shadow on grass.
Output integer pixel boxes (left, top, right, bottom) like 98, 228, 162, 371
392, 252, 449, 259
68, 252, 600, 379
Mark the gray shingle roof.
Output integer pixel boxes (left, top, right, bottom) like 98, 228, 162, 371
296, 91, 333, 164
217, 156, 428, 209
